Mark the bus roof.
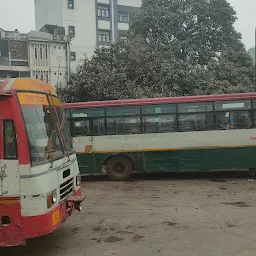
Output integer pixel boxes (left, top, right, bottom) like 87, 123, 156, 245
63, 92, 256, 109
0, 78, 57, 96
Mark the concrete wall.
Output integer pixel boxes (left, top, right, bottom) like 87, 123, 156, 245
29, 40, 68, 88
62, 0, 97, 69
117, 0, 141, 8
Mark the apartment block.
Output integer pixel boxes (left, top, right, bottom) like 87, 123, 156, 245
34, 0, 141, 70
0, 26, 70, 88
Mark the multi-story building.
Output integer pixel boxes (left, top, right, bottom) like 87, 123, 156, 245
34, 0, 141, 70
0, 26, 70, 88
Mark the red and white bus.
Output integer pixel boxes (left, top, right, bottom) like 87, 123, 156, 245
0, 78, 84, 247
64, 93, 256, 180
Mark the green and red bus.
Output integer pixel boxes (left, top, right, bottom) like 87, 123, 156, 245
63, 93, 256, 180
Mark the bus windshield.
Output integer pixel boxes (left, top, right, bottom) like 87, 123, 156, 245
52, 103, 74, 154
18, 92, 73, 165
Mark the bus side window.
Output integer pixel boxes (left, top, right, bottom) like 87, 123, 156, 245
72, 119, 89, 136
107, 117, 124, 135
215, 100, 252, 130
123, 117, 140, 134
177, 102, 214, 132
4, 120, 17, 159
92, 118, 105, 135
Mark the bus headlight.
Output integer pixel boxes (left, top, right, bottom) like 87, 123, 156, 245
52, 190, 57, 203
47, 189, 57, 208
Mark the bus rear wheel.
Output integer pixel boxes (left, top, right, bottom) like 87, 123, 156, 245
106, 155, 133, 181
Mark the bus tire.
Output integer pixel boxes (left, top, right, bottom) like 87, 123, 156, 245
106, 155, 133, 181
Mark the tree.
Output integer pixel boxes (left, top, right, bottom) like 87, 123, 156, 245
248, 47, 255, 65
58, 0, 254, 102
129, 0, 254, 95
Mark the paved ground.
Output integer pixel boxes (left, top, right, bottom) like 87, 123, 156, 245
2, 172, 256, 256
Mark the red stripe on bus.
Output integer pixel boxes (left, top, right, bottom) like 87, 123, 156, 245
63, 92, 256, 109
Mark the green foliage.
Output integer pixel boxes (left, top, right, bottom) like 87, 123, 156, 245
248, 47, 255, 65
58, 0, 255, 103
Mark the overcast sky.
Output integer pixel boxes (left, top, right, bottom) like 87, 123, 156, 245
0, 0, 255, 49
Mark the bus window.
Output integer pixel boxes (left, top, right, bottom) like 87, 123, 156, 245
64, 109, 71, 128
92, 118, 105, 135
142, 114, 177, 133
72, 108, 105, 118
179, 113, 214, 131
215, 100, 251, 111
106, 106, 140, 116
158, 115, 177, 132
179, 114, 197, 131
107, 117, 124, 135
178, 102, 213, 113
143, 116, 159, 133
106, 106, 140, 135
215, 100, 252, 130
21, 104, 64, 164
4, 120, 17, 159
123, 117, 140, 134
72, 119, 89, 136
142, 104, 177, 133
216, 111, 252, 130
178, 102, 214, 131
142, 104, 176, 114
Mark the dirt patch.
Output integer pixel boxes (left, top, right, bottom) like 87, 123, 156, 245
116, 230, 134, 235
222, 202, 252, 207
70, 227, 80, 235
104, 236, 124, 243
209, 179, 227, 182
91, 226, 102, 232
163, 221, 177, 227
226, 223, 236, 228
132, 234, 145, 242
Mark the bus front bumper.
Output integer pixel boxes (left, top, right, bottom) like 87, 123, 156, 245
23, 187, 85, 240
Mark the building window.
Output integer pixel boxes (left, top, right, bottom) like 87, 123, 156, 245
118, 30, 127, 41
68, 0, 74, 9
98, 30, 111, 43
118, 12, 128, 23
35, 47, 37, 59
97, 5, 110, 18
68, 26, 75, 37
70, 52, 76, 61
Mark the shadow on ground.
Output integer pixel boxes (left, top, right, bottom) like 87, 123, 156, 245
82, 170, 251, 182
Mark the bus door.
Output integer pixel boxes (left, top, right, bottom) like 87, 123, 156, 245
0, 96, 24, 246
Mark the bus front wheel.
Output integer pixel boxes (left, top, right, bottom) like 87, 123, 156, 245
106, 155, 133, 181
